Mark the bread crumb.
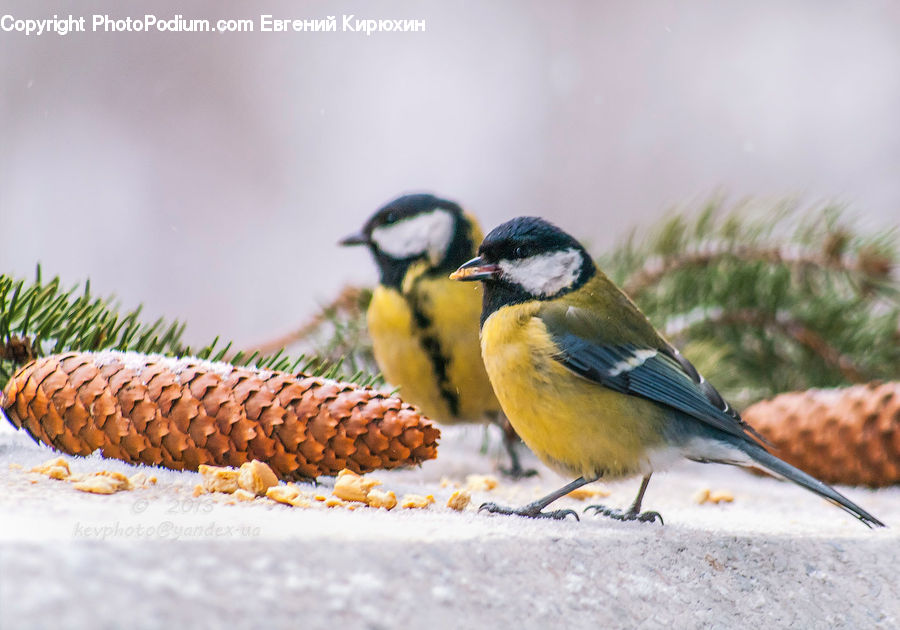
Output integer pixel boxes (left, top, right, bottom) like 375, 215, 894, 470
30, 457, 71, 478
314, 494, 327, 502
465, 474, 498, 492
440, 477, 460, 489
238, 460, 278, 497
148, 476, 158, 485
694, 488, 734, 504
199, 464, 240, 494
401, 494, 435, 509
129, 472, 155, 488
266, 484, 309, 507
46, 465, 70, 480
446, 489, 471, 511
365, 489, 397, 510
72, 472, 131, 495
193, 484, 204, 497
566, 485, 611, 501
333, 469, 382, 503
233, 489, 257, 502
325, 497, 347, 508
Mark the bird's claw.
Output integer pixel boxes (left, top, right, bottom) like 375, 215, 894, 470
479, 502, 579, 521
498, 464, 539, 479
583, 504, 664, 525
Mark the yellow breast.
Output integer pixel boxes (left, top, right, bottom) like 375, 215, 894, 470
480, 303, 667, 479
367, 279, 500, 423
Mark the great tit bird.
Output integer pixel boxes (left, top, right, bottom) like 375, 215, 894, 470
451, 216, 884, 527
340, 194, 531, 476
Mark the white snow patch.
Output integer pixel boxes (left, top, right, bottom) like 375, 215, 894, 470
90, 350, 235, 383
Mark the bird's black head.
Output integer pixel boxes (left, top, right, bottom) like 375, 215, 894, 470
451, 216, 596, 319
340, 193, 476, 289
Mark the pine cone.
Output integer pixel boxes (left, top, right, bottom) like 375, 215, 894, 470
743, 382, 900, 487
1, 351, 439, 480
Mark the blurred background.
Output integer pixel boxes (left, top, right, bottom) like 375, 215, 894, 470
2, 0, 899, 349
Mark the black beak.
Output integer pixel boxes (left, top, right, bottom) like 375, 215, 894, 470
449, 256, 501, 281
339, 231, 370, 247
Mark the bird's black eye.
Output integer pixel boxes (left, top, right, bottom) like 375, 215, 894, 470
385, 212, 397, 224
514, 246, 526, 258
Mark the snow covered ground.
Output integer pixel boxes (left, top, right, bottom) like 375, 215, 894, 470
1, 417, 897, 629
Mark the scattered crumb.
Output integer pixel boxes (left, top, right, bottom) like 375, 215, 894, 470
366, 489, 397, 510
193, 484, 204, 497
465, 475, 498, 492
199, 464, 240, 494
46, 466, 70, 480
325, 497, 347, 508
401, 494, 435, 509
446, 489, 471, 511
266, 484, 310, 507
440, 477, 461, 489
333, 469, 382, 503
233, 489, 257, 502
567, 485, 612, 501
73, 477, 120, 495
238, 461, 278, 497
314, 494, 327, 502
30, 457, 71, 479
72, 472, 131, 495
694, 488, 734, 505
128, 472, 157, 488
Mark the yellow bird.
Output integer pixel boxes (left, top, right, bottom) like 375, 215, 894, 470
451, 216, 884, 527
340, 193, 531, 476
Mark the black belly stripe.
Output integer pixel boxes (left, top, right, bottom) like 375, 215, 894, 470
406, 293, 460, 418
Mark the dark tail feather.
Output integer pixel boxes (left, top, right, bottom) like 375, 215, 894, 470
737, 440, 885, 529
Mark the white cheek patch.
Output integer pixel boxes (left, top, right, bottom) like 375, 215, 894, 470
498, 248, 583, 296
370, 209, 455, 265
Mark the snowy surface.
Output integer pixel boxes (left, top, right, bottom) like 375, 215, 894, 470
1, 417, 898, 629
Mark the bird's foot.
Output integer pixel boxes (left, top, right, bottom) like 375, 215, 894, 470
584, 504, 664, 525
498, 461, 539, 479
479, 501, 579, 521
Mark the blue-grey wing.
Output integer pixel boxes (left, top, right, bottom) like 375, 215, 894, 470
546, 326, 766, 447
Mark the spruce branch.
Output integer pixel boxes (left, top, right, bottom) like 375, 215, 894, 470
603, 198, 899, 406
663, 307, 867, 383
246, 285, 377, 379
0, 268, 380, 392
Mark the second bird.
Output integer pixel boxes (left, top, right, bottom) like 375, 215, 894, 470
340, 193, 530, 476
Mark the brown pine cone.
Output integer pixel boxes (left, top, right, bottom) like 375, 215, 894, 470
743, 382, 900, 487
1, 351, 439, 480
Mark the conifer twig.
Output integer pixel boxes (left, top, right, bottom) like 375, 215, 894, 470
623, 245, 891, 297
250, 286, 370, 355
665, 308, 867, 383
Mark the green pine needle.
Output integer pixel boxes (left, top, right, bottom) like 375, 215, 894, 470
0, 268, 381, 391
